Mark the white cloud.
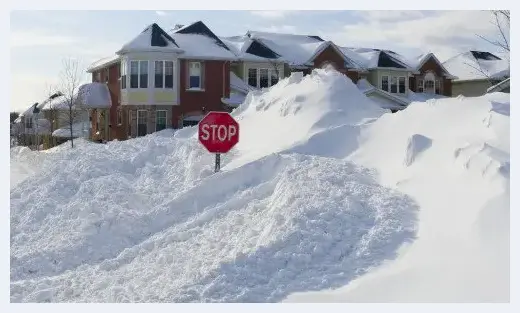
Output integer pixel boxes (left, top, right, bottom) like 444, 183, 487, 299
10, 30, 79, 48
326, 11, 503, 61
354, 10, 426, 23
155, 11, 168, 17
250, 11, 293, 19
258, 25, 298, 34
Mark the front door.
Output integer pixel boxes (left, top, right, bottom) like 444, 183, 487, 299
137, 110, 147, 137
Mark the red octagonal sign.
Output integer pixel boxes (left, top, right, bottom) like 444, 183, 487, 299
198, 111, 240, 154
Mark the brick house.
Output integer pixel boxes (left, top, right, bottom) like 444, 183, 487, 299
244, 31, 365, 83
87, 21, 237, 140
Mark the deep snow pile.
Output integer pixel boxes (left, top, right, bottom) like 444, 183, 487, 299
10, 68, 509, 302
10, 68, 419, 302
285, 92, 510, 302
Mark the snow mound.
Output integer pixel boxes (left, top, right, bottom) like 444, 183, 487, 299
11, 69, 416, 302
11, 153, 417, 302
228, 67, 386, 168
404, 134, 432, 166
285, 93, 510, 302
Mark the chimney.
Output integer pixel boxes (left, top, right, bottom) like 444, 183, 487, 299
172, 24, 184, 31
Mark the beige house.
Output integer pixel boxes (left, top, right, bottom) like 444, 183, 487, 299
442, 50, 509, 97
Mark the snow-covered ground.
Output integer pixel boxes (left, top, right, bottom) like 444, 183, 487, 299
10, 68, 509, 303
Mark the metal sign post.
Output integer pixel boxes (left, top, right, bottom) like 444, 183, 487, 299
198, 111, 240, 174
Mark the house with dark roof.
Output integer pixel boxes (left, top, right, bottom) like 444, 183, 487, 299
345, 48, 456, 97
442, 50, 509, 97
87, 21, 237, 140
245, 31, 366, 83
219, 35, 286, 107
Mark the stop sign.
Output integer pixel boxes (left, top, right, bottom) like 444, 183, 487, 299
198, 111, 240, 153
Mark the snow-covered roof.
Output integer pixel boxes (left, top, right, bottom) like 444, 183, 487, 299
48, 82, 112, 110
346, 48, 414, 70
442, 51, 509, 82
220, 35, 281, 62
230, 71, 256, 94
246, 31, 360, 69
356, 79, 409, 108
52, 121, 90, 138
87, 54, 121, 73
170, 33, 237, 60
221, 93, 247, 108
487, 77, 510, 93
170, 21, 237, 61
117, 23, 183, 54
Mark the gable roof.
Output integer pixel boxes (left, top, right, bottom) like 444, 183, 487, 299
442, 50, 509, 82
169, 21, 237, 60
246, 31, 361, 69
220, 35, 281, 61
347, 48, 414, 70
412, 53, 457, 79
174, 21, 230, 51
117, 23, 182, 54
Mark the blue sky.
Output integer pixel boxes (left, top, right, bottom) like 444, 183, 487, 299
10, 10, 506, 112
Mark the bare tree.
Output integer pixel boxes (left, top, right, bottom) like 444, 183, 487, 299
58, 58, 85, 148
43, 83, 63, 148
466, 11, 510, 85
478, 10, 510, 54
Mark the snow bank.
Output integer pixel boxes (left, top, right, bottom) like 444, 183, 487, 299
285, 93, 510, 302
227, 66, 386, 168
10, 68, 509, 303
11, 68, 417, 302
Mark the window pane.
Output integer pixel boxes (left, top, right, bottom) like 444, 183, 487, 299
154, 61, 163, 88
165, 74, 173, 88
248, 68, 257, 87
381, 76, 389, 92
165, 61, 174, 75
189, 76, 200, 88
189, 62, 201, 76
155, 61, 163, 74
156, 110, 167, 131
259, 68, 269, 88
130, 61, 139, 75
139, 61, 148, 88
137, 111, 147, 137
270, 70, 279, 86
398, 77, 406, 94
130, 75, 138, 88
390, 77, 397, 93
121, 75, 127, 89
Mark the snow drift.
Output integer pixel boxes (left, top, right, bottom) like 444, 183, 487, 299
10, 68, 509, 303
285, 93, 510, 302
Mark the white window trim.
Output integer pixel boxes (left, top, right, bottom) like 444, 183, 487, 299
120, 61, 127, 89
187, 61, 203, 90
136, 110, 148, 136
130, 60, 149, 89
381, 75, 389, 92
397, 76, 406, 94
154, 61, 174, 89
247, 66, 281, 88
155, 110, 167, 132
